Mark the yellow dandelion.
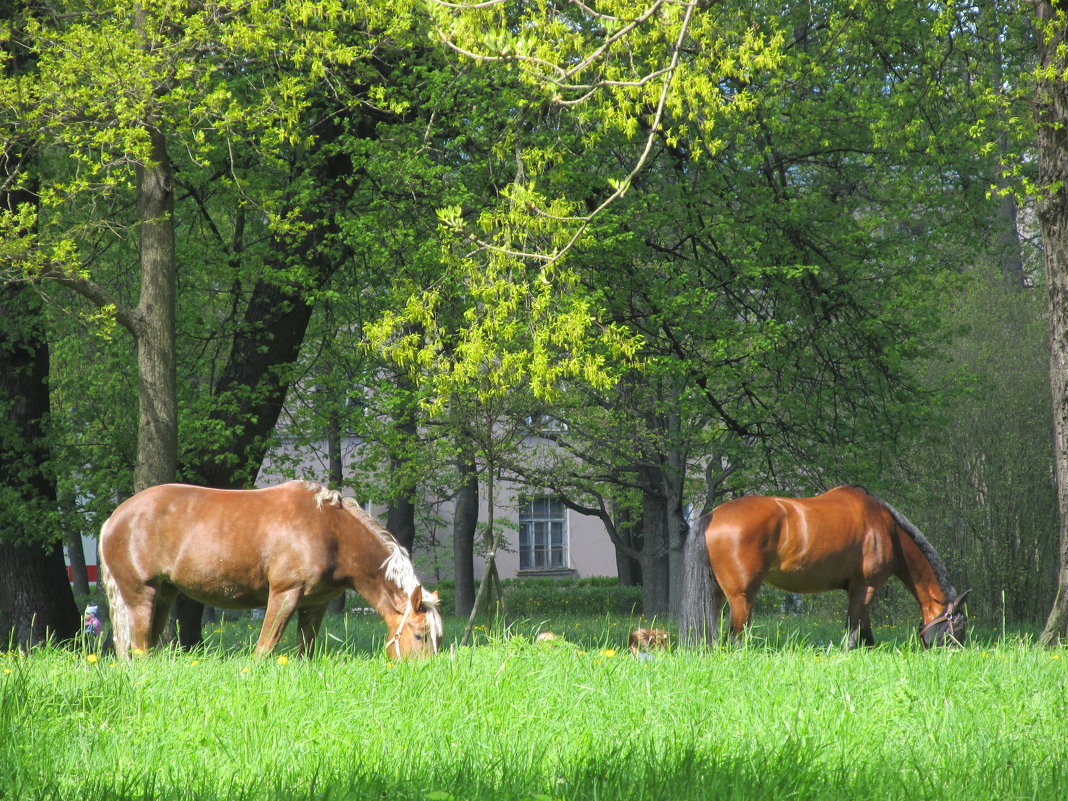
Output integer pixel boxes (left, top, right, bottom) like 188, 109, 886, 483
190, 660, 200, 667
213, 628, 223, 634
1053, 654, 1061, 660
600, 649, 617, 658
241, 666, 250, 673
86, 654, 99, 664
3, 668, 10, 675
276, 655, 289, 666
132, 648, 145, 656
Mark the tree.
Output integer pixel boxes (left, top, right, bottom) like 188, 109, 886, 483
0, 282, 80, 647
480, 0, 1012, 616
5, 1, 386, 492
1034, 0, 1068, 645
1, 1, 448, 644
0, 1, 79, 647
894, 266, 1055, 624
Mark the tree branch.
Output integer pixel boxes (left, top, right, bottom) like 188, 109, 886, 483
46, 271, 139, 335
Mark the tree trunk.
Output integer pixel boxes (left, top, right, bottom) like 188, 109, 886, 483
452, 451, 478, 617
328, 406, 344, 486
1035, 1, 1068, 646
462, 467, 505, 644
0, 284, 79, 646
327, 405, 347, 615
182, 267, 329, 489
132, 128, 178, 493
662, 440, 689, 617
0, 539, 80, 647
613, 500, 643, 587
180, 103, 354, 492
386, 396, 419, 553
131, 127, 189, 644
639, 468, 671, 616
997, 191, 1027, 290
65, 528, 90, 599
386, 497, 417, 557
0, 18, 79, 646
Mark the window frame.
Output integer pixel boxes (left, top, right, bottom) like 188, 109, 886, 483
517, 495, 569, 573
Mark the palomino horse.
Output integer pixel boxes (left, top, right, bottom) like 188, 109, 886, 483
680, 485, 970, 648
99, 480, 442, 659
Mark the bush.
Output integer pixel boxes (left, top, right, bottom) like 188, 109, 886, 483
432, 577, 642, 617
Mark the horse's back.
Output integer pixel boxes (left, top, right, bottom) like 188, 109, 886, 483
705, 486, 891, 592
704, 495, 785, 543
100, 481, 326, 606
703, 495, 788, 564
103, 481, 307, 547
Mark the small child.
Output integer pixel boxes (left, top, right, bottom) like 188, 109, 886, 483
84, 604, 102, 637
629, 627, 669, 656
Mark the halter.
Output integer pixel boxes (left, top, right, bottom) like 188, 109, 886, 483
919, 589, 971, 644
385, 599, 415, 658
918, 608, 961, 641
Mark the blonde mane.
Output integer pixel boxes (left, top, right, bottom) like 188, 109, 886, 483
300, 481, 442, 632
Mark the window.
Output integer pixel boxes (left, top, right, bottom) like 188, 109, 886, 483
523, 413, 568, 433
518, 496, 567, 571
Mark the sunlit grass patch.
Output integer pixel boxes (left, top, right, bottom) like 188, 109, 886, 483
3, 632, 1065, 801
10, 610, 1060, 801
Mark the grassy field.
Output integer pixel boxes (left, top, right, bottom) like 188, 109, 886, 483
2, 612, 1065, 801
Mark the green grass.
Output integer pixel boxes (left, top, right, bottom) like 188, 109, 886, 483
2, 614, 1065, 801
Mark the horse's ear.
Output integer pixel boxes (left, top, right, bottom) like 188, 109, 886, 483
950, 589, 972, 612
411, 585, 424, 610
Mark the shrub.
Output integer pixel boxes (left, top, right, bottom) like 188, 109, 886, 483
431, 577, 642, 616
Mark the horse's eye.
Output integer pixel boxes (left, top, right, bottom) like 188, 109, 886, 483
413, 632, 424, 642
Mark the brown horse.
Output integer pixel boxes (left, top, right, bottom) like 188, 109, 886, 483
679, 485, 970, 649
99, 480, 442, 659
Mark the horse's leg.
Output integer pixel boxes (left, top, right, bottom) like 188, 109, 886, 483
724, 588, 758, 643
711, 554, 764, 644
124, 589, 160, 655
846, 584, 877, 649
296, 604, 328, 658
712, 578, 728, 642
147, 584, 180, 650
254, 587, 303, 655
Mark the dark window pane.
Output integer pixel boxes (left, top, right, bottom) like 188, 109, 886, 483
518, 495, 567, 571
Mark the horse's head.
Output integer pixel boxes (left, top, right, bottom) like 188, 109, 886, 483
919, 589, 971, 648
385, 585, 443, 659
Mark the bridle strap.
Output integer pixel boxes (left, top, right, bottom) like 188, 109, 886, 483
919, 589, 971, 642
919, 606, 960, 641
385, 600, 414, 657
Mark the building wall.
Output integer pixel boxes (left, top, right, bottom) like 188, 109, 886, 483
257, 437, 619, 582
465, 493, 619, 580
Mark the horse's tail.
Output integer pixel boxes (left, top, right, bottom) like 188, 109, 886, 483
678, 513, 720, 648
98, 519, 131, 657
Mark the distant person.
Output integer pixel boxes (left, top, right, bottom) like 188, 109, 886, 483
84, 604, 103, 637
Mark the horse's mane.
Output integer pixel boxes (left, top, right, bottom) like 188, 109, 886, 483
856, 488, 957, 601
300, 481, 441, 614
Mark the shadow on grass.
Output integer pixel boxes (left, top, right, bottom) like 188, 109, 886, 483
17, 737, 1066, 801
